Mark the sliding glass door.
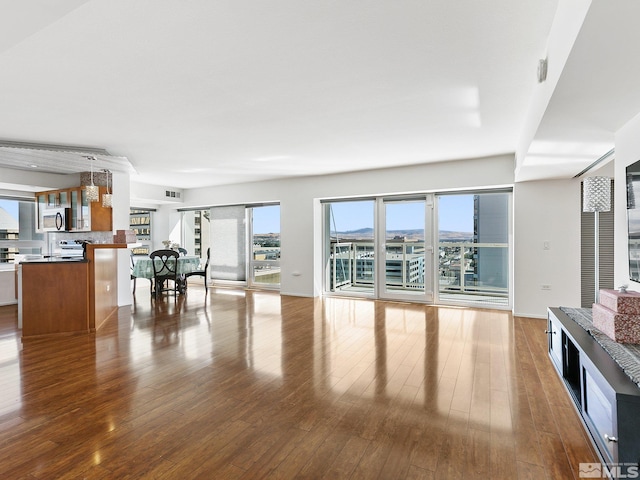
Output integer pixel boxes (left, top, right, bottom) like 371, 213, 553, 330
437, 192, 510, 306
248, 205, 280, 288
378, 196, 433, 302
183, 204, 280, 290
324, 196, 433, 301
325, 200, 376, 296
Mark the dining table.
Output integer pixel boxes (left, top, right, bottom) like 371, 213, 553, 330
132, 255, 202, 294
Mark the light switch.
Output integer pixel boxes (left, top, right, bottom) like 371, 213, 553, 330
543, 241, 550, 250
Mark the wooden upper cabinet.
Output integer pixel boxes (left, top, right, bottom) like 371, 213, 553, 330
87, 186, 112, 232
35, 186, 112, 232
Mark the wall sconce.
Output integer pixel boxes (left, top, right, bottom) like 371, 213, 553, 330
102, 169, 112, 208
583, 176, 611, 303
84, 155, 99, 202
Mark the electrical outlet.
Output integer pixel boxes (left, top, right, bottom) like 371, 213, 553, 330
541, 284, 551, 290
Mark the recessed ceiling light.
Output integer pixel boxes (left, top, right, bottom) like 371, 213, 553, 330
29, 164, 38, 168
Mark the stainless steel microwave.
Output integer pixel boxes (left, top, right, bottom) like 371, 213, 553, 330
42, 207, 70, 232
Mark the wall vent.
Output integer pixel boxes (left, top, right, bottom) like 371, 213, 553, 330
165, 190, 181, 199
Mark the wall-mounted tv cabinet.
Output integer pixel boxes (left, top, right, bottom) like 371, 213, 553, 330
547, 308, 640, 478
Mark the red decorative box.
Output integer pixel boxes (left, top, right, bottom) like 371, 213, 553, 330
113, 229, 137, 244
599, 289, 640, 315
592, 303, 640, 344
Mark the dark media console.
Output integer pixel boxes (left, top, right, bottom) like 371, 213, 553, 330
547, 308, 640, 478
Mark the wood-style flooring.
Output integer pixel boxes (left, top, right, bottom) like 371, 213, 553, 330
0, 285, 598, 479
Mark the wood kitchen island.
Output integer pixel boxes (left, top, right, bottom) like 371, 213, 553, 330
20, 243, 127, 339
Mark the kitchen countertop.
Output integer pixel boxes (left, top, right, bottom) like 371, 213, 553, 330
20, 257, 88, 264
86, 243, 138, 249
19, 244, 134, 265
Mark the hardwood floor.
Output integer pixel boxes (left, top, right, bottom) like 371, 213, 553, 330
0, 286, 598, 479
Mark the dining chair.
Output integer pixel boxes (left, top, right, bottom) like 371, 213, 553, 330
177, 247, 188, 256
150, 249, 180, 297
185, 247, 210, 289
130, 252, 152, 295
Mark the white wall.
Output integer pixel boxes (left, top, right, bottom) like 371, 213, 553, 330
130, 181, 184, 207
614, 111, 640, 291
515, 0, 593, 179
4, 154, 588, 316
513, 179, 581, 317
114, 171, 133, 307
151, 205, 182, 252
182, 155, 515, 298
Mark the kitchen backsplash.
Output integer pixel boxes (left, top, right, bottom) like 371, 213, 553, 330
48, 231, 114, 246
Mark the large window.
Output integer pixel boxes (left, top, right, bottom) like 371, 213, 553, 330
182, 204, 280, 289
210, 206, 246, 282
437, 192, 510, 306
324, 190, 511, 307
325, 200, 375, 295
324, 197, 433, 302
249, 205, 280, 288
182, 209, 210, 259
0, 198, 43, 265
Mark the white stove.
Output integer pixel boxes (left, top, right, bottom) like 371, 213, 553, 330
58, 240, 87, 257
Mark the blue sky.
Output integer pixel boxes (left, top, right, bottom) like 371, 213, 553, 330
253, 195, 473, 234
252, 205, 281, 234
438, 195, 474, 232
0, 199, 19, 219
328, 195, 474, 233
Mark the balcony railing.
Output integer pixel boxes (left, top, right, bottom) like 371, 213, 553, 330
331, 241, 424, 290
438, 241, 509, 298
330, 240, 509, 300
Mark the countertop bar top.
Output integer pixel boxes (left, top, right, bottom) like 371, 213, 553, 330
19, 243, 131, 264
85, 243, 134, 250
20, 257, 88, 264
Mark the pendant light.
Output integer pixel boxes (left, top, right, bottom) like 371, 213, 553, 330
102, 169, 113, 208
85, 155, 99, 202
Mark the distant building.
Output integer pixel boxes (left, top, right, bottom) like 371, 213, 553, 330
473, 194, 508, 289
330, 243, 425, 290
0, 207, 19, 264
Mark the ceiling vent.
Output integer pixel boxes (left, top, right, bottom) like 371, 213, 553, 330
165, 190, 181, 199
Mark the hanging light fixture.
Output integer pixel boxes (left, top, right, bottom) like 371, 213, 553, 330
85, 155, 99, 202
102, 169, 113, 208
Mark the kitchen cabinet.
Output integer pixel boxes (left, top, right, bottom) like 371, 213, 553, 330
21, 259, 90, 336
36, 190, 70, 230
36, 186, 112, 232
547, 307, 640, 478
20, 243, 126, 338
84, 186, 112, 231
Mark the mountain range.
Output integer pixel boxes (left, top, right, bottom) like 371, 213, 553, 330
332, 228, 473, 241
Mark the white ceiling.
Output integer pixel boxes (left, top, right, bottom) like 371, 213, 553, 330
0, 0, 636, 190
518, 0, 640, 182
